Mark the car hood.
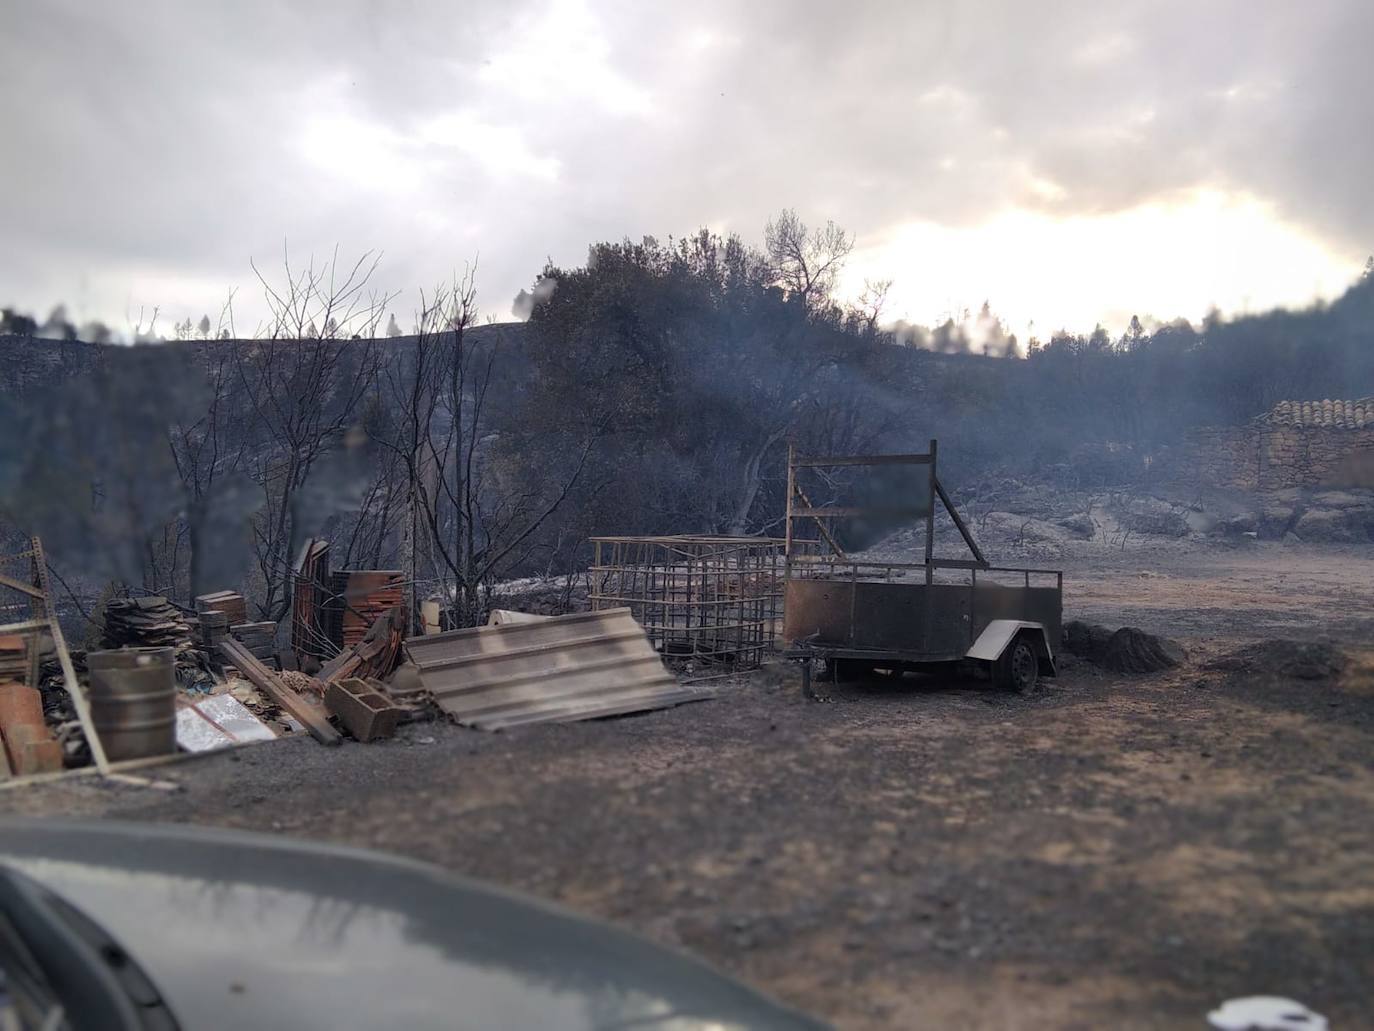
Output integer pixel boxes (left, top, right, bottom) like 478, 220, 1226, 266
0, 819, 823, 1031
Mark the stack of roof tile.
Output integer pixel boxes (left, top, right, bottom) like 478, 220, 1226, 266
195, 591, 248, 627
230, 621, 278, 669
198, 609, 231, 654
328, 571, 405, 649
102, 597, 193, 650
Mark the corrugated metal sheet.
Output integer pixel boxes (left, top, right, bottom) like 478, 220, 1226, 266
1258, 398, 1374, 430
404, 608, 709, 730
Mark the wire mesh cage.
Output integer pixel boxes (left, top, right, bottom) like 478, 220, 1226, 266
588, 535, 784, 669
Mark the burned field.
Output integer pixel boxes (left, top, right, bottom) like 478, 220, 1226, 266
5, 541, 1373, 1030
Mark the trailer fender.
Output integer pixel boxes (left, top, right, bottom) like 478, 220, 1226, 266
967, 620, 1057, 676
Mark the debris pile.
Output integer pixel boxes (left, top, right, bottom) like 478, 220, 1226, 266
317, 605, 407, 686
1062, 621, 1186, 673
1204, 640, 1347, 681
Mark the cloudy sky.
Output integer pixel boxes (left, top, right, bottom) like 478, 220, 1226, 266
3, 0, 1371, 339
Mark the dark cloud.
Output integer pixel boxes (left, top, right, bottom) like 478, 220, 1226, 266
1, 0, 1369, 332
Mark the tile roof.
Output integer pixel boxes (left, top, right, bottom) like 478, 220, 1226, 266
1257, 398, 1374, 430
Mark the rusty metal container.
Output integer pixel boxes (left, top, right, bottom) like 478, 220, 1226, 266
87, 648, 177, 761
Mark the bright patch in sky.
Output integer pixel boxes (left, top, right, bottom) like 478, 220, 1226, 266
842, 189, 1360, 340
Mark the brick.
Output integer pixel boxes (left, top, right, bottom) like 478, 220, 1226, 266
3, 722, 63, 776
0, 682, 63, 776
324, 678, 403, 742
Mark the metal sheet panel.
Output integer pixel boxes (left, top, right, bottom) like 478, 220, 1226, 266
783, 579, 973, 658
404, 608, 709, 730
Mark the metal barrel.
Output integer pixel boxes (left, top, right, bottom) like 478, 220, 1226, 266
87, 648, 177, 761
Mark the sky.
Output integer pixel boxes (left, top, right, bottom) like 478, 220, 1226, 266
2, 0, 1371, 340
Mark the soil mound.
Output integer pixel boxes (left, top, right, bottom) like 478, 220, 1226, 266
1063, 621, 1186, 673
1205, 640, 1348, 681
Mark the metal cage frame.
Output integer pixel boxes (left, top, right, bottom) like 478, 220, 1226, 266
588, 535, 784, 669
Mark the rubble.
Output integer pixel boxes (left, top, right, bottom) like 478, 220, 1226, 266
317, 605, 406, 686
1062, 621, 1186, 674
219, 638, 340, 746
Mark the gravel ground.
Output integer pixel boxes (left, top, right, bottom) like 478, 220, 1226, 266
4, 540, 1374, 1029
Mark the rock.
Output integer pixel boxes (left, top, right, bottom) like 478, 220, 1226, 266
1282, 531, 1303, 544
1116, 497, 1189, 537
1293, 508, 1366, 543
1311, 490, 1374, 509
1259, 505, 1296, 538
1057, 513, 1096, 539
1216, 513, 1258, 536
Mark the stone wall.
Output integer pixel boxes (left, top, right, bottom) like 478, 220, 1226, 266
1174, 424, 1374, 490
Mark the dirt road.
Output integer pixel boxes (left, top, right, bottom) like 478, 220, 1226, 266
4, 541, 1373, 1029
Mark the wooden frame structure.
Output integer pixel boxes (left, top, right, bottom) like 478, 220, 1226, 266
0, 536, 110, 774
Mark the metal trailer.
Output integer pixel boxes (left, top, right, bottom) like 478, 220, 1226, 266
783, 440, 1063, 697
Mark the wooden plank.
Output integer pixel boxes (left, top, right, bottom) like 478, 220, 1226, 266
219, 639, 340, 746
28, 537, 111, 775
0, 572, 44, 599
0, 620, 51, 635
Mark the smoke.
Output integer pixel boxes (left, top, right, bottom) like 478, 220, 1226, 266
510, 274, 558, 321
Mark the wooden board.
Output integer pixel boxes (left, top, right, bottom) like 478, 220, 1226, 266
218, 639, 340, 746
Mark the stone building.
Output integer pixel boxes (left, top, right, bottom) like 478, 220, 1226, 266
1180, 398, 1374, 490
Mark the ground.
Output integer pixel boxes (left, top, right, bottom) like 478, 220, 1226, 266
5, 540, 1374, 1030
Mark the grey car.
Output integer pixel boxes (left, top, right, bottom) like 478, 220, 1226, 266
0, 819, 824, 1030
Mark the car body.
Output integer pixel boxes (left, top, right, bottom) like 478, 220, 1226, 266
0, 819, 824, 1031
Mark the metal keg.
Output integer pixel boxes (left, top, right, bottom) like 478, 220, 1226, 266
87, 647, 177, 761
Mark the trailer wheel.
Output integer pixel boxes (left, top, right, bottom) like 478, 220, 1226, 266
995, 635, 1039, 693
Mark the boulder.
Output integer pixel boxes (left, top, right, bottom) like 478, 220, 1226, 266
1216, 512, 1259, 536
1116, 497, 1189, 537
1260, 505, 1296, 538
1293, 508, 1366, 544
1311, 490, 1374, 509
1057, 513, 1097, 539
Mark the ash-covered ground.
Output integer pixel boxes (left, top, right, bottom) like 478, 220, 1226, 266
4, 539, 1374, 1029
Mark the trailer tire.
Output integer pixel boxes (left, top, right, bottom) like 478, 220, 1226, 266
994, 634, 1039, 693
